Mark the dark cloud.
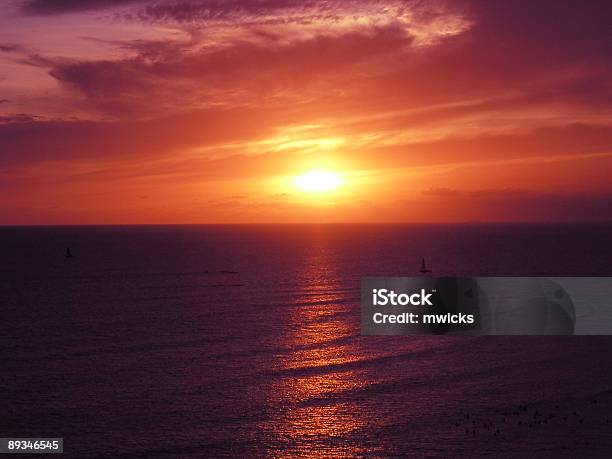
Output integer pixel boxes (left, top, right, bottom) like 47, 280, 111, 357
132, 0, 307, 23
0, 114, 40, 124
422, 188, 530, 198
45, 25, 411, 116
468, 0, 612, 55
0, 44, 26, 53
20, 0, 148, 15
416, 188, 612, 222
19, 0, 358, 19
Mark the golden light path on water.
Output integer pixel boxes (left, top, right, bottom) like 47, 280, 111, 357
260, 234, 377, 457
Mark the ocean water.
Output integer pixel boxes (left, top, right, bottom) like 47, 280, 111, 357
1, 223, 612, 458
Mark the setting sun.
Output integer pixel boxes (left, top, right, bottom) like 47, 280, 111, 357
294, 171, 344, 193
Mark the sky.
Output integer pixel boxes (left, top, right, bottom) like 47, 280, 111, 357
0, 0, 611, 224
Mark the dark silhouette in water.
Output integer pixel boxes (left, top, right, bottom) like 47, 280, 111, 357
419, 258, 431, 273
65, 247, 73, 258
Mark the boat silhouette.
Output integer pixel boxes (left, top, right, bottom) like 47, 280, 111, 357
65, 247, 73, 258
419, 258, 431, 273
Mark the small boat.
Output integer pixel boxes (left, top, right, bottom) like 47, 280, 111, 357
65, 247, 73, 258
419, 258, 431, 273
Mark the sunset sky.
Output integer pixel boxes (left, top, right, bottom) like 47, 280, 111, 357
1, 0, 611, 223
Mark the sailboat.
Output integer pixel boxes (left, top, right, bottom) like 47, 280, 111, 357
419, 258, 431, 274
65, 247, 73, 258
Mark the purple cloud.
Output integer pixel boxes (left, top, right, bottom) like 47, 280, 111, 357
20, 0, 148, 15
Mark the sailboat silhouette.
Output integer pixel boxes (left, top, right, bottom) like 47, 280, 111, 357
419, 258, 431, 274
65, 247, 73, 258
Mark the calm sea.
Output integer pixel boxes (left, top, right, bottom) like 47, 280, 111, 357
1, 223, 612, 457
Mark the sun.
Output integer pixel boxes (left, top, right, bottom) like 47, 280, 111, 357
294, 170, 344, 192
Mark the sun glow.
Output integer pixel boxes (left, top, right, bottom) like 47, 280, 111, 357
294, 170, 344, 192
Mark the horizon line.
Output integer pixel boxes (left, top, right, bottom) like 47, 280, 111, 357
1, 220, 612, 228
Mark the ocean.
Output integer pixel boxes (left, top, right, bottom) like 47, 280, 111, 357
1, 223, 612, 457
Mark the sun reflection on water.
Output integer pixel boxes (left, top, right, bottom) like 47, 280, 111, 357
261, 235, 379, 457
